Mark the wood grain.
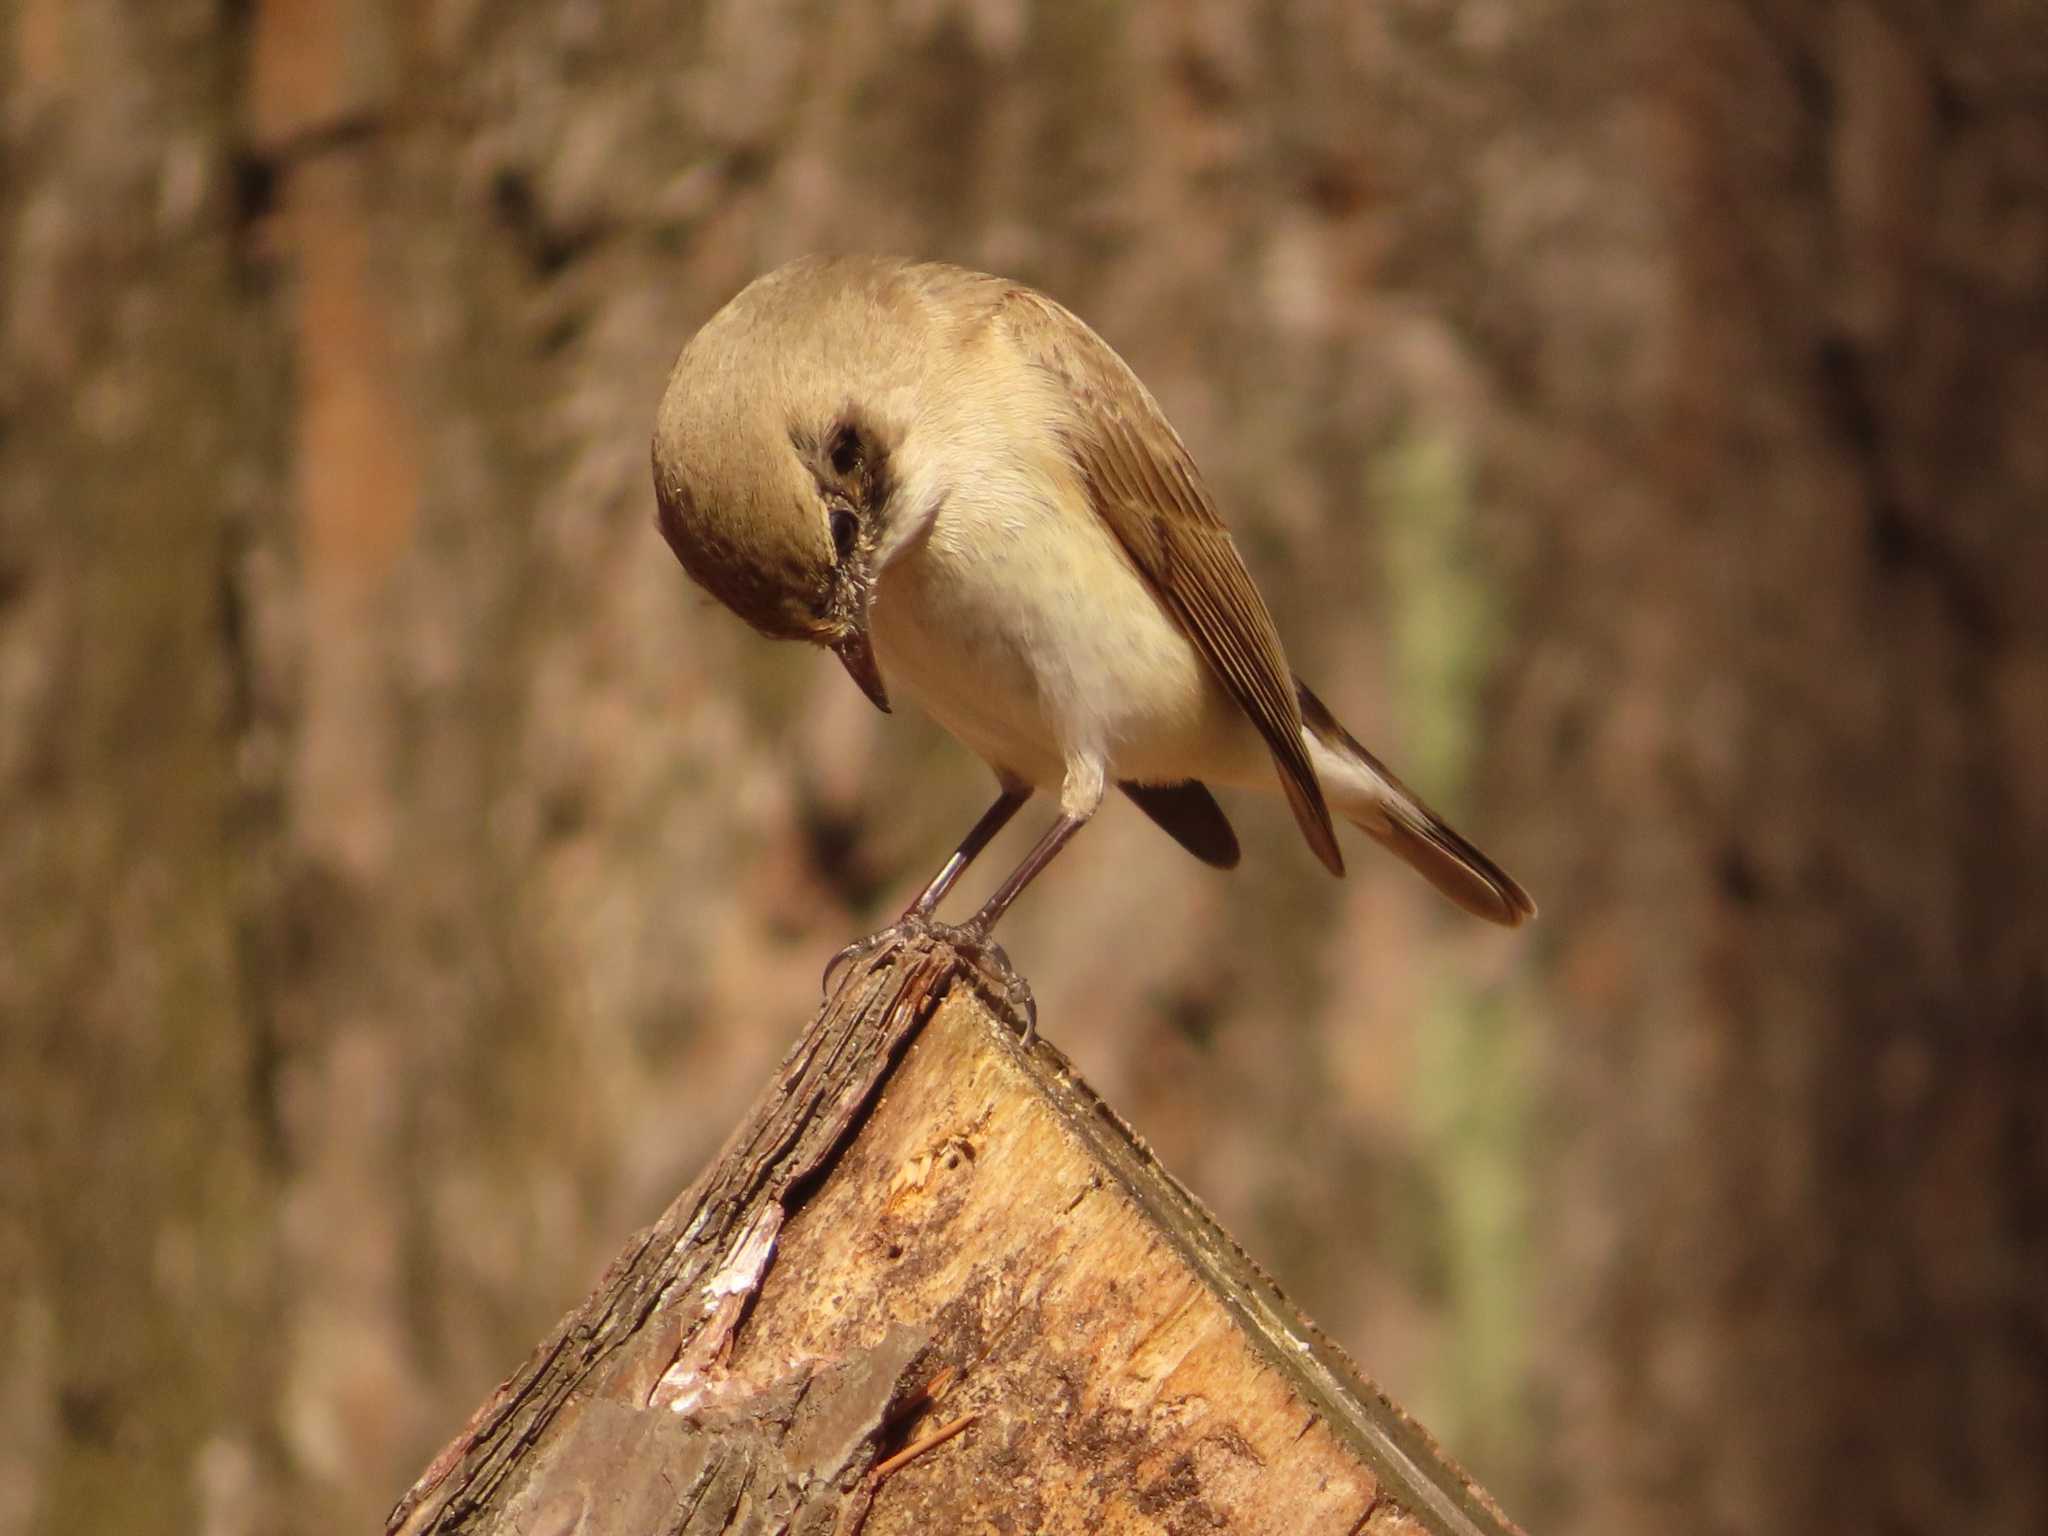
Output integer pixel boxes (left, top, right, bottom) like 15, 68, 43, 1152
387, 935, 1522, 1535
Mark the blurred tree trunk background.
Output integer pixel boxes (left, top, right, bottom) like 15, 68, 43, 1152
2, 3, 2041, 1535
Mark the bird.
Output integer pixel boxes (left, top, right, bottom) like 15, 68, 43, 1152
651, 255, 1532, 1025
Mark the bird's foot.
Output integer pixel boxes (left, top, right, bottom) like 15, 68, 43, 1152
822, 912, 1037, 1042
927, 919, 1038, 1043
821, 923, 911, 995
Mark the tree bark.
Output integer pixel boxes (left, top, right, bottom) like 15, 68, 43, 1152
390, 935, 1520, 1536
1480, 8, 2048, 1530
9, 5, 2041, 1533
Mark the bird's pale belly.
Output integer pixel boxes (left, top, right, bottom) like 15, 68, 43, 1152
867, 510, 1266, 791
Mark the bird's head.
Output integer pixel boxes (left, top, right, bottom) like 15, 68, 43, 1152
651, 257, 926, 712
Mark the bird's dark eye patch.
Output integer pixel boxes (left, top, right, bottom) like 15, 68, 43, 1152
828, 423, 864, 478
829, 506, 859, 562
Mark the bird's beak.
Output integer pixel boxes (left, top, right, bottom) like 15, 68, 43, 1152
825, 524, 891, 713
831, 624, 890, 712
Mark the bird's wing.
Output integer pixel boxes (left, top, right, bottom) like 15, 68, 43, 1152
1000, 287, 1343, 875
1120, 779, 1241, 869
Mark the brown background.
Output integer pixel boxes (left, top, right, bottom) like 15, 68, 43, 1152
3, 2, 2044, 1533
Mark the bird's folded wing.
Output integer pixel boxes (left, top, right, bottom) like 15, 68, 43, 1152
999, 287, 1343, 876
1120, 779, 1241, 869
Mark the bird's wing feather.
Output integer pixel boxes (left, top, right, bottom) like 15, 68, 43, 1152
1000, 287, 1343, 875
1120, 779, 1241, 869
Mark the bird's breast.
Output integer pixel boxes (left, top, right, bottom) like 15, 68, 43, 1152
867, 483, 1263, 789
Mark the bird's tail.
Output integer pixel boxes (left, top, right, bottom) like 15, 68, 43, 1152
1296, 681, 1536, 927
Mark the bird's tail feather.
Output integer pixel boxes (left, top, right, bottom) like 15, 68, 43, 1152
1296, 681, 1536, 927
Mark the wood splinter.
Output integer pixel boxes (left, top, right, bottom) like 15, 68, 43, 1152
387, 931, 1524, 1535
869, 1410, 978, 1485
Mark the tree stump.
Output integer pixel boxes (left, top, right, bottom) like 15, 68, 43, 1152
387, 933, 1523, 1535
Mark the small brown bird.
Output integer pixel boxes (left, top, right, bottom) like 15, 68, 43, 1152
652, 256, 1532, 1012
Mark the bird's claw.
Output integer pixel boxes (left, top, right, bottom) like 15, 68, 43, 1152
822, 912, 1038, 1042
822, 926, 903, 995
936, 922, 1038, 1043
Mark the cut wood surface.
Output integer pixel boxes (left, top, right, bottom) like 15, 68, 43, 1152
388, 934, 1524, 1535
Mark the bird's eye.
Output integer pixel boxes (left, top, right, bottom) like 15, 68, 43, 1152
829, 424, 863, 478
829, 506, 859, 562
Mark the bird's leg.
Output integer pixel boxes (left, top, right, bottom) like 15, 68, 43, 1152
907, 786, 1031, 918
958, 812, 1087, 942
944, 809, 1092, 1044
822, 785, 1030, 993
825, 770, 1097, 1043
